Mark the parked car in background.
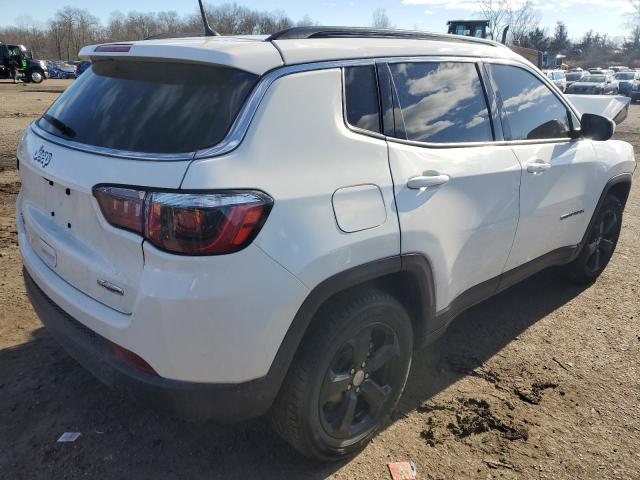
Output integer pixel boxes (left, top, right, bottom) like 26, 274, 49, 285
614, 71, 639, 96
52, 62, 77, 79
589, 68, 605, 74
76, 60, 91, 76
630, 81, 640, 102
610, 66, 629, 73
544, 70, 567, 92
566, 70, 587, 88
566, 73, 618, 95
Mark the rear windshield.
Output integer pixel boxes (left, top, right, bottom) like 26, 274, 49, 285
566, 73, 583, 80
38, 60, 258, 154
615, 72, 635, 80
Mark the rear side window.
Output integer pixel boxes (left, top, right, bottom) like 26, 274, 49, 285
488, 64, 570, 141
388, 62, 493, 144
344, 66, 381, 134
38, 60, 257, 154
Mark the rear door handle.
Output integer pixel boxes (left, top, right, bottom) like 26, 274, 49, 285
407, 174, 450, 189
526, 160, 552, 174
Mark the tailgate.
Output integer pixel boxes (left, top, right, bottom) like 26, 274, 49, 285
18, 126, 189, 314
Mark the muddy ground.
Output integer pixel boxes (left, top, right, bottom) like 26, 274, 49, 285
0, 79, 638, 479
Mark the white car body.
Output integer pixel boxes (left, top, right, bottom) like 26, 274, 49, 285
17, 30, 636, 430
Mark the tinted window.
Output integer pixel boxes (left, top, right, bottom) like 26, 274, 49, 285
389, 62, 493, 143
488, 64, 570, 141
38, 60, 257, 153
344, 66, 381, 133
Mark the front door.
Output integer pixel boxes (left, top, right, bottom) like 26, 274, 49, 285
484, 62, 601, 271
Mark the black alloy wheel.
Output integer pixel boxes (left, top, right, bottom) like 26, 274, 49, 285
318, 323, 401, 440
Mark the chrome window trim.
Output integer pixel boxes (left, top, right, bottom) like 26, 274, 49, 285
195, 58, 377, 159
341, 56, 581, 149
30, 122, 196, 161
31, 54, 584, 161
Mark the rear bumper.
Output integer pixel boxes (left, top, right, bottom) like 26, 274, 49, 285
24, 269, 277, 422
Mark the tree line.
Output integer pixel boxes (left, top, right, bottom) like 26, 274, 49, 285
0, 3, 317, 60
478, 0, 640, 67
2, 0, 640, 67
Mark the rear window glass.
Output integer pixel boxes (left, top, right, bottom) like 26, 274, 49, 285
344, 66, 381, 134
38, 60, 258, 154
389, 62, 493, 143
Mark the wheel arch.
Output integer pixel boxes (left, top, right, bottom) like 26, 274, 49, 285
263, 254, 436, 407
575, 172, 633, 258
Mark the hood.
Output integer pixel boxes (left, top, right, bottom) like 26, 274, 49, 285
27, 58, 47, 69
565, 94, 631, 125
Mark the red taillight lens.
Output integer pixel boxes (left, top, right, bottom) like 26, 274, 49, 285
94, 186, 146, 234
93, 187, 273, 255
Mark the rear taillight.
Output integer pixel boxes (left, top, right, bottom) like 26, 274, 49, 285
93, 186, 273, 255
94, 186, 146, 234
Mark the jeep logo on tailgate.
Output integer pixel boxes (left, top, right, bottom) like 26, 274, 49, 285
33, 146, 52, 168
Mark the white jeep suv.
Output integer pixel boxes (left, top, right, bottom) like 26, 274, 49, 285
17, 27, 635, 461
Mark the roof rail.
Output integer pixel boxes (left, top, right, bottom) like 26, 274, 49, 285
265, 26, 500, 47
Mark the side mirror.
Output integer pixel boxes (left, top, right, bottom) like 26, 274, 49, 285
581, 113, 615, 141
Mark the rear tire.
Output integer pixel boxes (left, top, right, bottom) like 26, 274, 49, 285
561, 194, 623, 283
270, 288, 413, 461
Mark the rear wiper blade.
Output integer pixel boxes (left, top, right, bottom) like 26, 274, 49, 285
42, 114, 76, 139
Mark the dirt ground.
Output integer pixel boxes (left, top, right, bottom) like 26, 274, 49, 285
0, 78, 639, 479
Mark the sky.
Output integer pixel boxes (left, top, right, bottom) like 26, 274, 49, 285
2, 0, 637, 40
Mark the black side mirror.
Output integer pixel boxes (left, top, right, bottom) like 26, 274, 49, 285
581, 113, 615, 141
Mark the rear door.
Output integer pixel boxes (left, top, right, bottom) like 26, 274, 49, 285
19, 136, 186, 314
383, 59, 521, 312
484, 62, 601, 271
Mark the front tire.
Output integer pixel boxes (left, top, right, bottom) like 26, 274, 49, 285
28, 69, 44, 83
270, 288, 413, 461
562, 194, 623, 283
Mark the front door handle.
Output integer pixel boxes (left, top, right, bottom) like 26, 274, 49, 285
526, 160, 552, 174
407, 174, 450, 190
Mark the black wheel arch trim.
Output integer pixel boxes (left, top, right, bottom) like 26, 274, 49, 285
264, 254, 436, 406
573, 172, 632, 260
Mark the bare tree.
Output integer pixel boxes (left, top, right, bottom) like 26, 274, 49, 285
508, 0, 541, 46
372, 8, 392, 29
477, 0, 509, 41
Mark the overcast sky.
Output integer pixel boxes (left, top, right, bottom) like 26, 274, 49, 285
2, 0, 636, 39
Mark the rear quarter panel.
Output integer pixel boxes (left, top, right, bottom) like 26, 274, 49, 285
181, 68, 400, 290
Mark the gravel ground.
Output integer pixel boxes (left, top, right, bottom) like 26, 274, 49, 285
0, 79, 638, 479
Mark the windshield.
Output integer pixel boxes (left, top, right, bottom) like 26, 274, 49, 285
38, 60, 257, 154
567, 73, 583, 80
582, 75, 606, 83
615, 72, 635, 80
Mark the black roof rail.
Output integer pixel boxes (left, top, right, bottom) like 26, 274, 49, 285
266, 26, 499, 46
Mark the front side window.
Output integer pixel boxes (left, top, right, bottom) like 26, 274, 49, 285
488, 64, 571, 141
388, 62, 493, 143
344, 66, 381, 134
